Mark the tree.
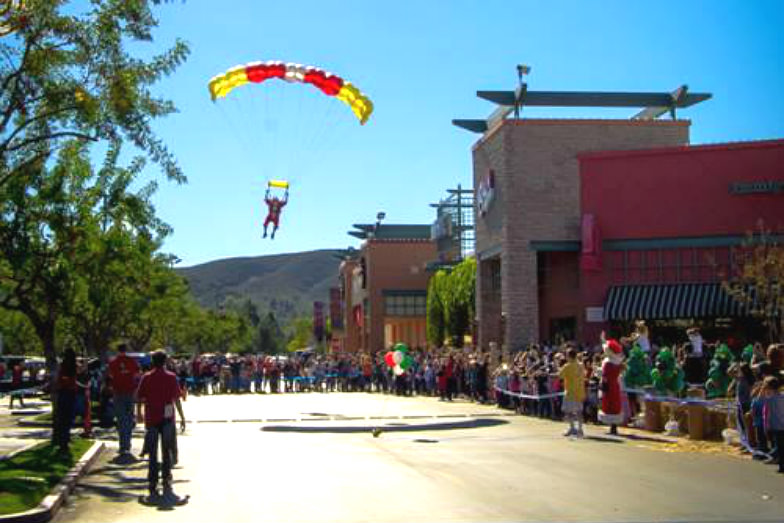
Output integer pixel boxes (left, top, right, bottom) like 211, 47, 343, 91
65, 147, 173, 361
426, 257, 477, 348
0, 1, 189, 362
0, 0, 189, 189
286, 316, 312, 352
0, 307, 41, 355
124, 262, 191, 353
447, 257, 476, 347
426, 271, 446, 347
0, 142, 94, 370
724, 222, 784, 342
257, 311, 284, 354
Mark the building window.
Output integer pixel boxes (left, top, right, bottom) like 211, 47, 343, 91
610, 247, 732, 284
384, 293, 427, 316
489, 259, 501, 293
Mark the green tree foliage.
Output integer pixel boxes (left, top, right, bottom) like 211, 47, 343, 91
0, 143, 95, 369
426, 257, 476, 348
0, 1, 189, 368
258, 311, 284, 354
286, 316, 312, 352
221, 298, 285, 354
0, 0, 190, 188
426, 271, 446, 347
63, 146, 174, 362
0, 308, 41, 355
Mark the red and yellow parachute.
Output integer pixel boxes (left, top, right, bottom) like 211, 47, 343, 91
208, 61, 373, 125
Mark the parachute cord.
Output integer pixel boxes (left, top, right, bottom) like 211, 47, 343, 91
216, 101, 255, 163
297, 97, 339, 176
299, 99, 355, 180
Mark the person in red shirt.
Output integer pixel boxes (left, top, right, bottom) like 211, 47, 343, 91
262, 188, 288, 240
136, 351, 186, 501
108, 343, 140, 459
8, 361, 25, 409
54, 349, 78, 453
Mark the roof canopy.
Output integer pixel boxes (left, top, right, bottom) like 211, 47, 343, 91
454, 84, 712, 134
348, 224, 432, 240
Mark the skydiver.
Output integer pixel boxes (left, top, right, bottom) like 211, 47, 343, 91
262, 188, 288, 240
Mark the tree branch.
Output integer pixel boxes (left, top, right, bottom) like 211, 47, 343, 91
4, 130, 97, 153
0, 104, 81, 153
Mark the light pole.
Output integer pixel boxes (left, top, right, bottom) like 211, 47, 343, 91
514, 64, 531, 119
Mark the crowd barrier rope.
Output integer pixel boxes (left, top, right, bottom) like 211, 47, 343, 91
493, 385, 772, 459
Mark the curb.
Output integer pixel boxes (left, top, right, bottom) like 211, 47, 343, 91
0, 440, 105, 523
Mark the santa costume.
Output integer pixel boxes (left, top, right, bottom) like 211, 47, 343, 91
599, 338, 625, 434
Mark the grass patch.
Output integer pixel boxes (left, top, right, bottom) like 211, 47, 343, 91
0, 439, 93, 515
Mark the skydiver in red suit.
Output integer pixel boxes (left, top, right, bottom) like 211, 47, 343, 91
263, 188, 288, 240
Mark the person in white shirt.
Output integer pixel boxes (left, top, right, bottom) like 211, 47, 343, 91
684, 326, 706, 385
632, 320, 651, 354
687, 327, 703, 357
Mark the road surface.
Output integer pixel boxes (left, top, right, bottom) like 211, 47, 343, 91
51, 392, 784, 523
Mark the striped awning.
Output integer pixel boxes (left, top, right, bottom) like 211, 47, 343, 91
604, 283, 756, 321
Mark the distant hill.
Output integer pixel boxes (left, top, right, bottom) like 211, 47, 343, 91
177, 249, 341, 325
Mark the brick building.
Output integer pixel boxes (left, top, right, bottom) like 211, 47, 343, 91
454, 82, 714, 349
335, 224, 436, 352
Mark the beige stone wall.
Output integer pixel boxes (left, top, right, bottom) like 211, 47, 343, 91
473, 127, 506, 351
474, 118, 691, 350
364, 239, 437, 352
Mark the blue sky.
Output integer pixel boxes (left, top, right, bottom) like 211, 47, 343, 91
140, 1, 784, 267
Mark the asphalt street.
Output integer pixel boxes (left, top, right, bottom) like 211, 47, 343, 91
46, 392, 784, 523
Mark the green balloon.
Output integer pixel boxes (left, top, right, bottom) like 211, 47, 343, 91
400, 354, 414, 370
394, 342, 409, 353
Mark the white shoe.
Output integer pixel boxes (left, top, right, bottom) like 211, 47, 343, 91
563, 428, 576, 437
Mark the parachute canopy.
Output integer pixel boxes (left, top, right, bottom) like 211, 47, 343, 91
209, 61, 373, 125
268, 180, 289, 190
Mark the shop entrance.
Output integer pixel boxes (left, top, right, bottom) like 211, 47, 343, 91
549, 316, 576, 345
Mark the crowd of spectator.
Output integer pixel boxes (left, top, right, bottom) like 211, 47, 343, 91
3, 327, 784, 472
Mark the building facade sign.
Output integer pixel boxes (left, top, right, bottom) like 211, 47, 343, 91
329, 287, 343, 330
729, 180, 784, 195
477, 170, 496, 217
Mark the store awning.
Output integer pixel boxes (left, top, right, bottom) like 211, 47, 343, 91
604, 283, 756, 321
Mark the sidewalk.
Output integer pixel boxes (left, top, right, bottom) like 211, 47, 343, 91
0, 399, 52, 459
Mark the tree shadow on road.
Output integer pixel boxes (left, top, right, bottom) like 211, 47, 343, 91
261, 417, 509, 433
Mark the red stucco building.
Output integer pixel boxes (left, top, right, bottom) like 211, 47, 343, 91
456, 79, 782, 348
576, 139, 784, 343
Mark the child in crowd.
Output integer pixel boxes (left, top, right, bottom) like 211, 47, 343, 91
559, 348, 586, 437
495, 366, 509, 409
763, 376, 783, 472
509, 369, 521, 412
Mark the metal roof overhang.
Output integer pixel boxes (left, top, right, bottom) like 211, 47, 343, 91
453, 86, 712, 134
476, 90, 711, 108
